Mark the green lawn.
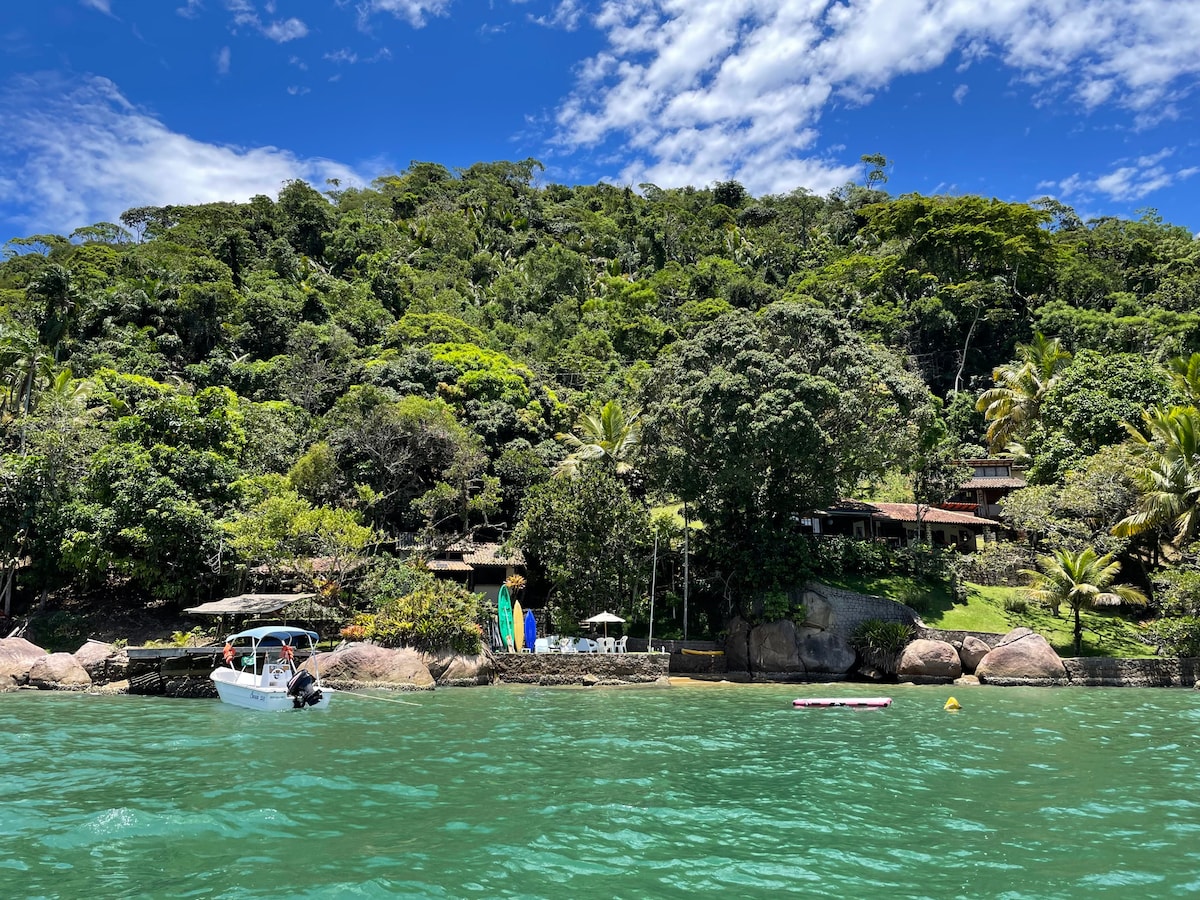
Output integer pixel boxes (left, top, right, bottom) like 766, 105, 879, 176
821, 574, 1156, 658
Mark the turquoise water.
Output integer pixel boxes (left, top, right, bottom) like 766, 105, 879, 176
3, 683, 1200, 898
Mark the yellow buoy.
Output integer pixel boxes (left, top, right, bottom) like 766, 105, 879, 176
944, 697, 961, 711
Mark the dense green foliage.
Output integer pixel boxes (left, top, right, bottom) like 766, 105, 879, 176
2, 159, 1199, 652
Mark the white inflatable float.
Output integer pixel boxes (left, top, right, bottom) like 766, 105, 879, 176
792, 697, 892, 708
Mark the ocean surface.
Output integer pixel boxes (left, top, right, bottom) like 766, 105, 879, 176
2, 682, 1199, 899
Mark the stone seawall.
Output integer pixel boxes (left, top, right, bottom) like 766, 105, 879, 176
1063, 657, 1200, 687
494, 653, 670, 685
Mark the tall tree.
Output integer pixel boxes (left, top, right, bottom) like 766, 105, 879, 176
645, 303, 929, 592
513, 466, 649, 630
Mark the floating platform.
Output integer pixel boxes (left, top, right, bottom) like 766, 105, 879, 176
792, 697, 892, 708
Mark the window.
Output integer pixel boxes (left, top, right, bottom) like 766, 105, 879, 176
973, 464, 1011, 478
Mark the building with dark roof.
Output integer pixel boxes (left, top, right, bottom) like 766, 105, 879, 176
949, 458, 1027, 520
422, 541, 526, 602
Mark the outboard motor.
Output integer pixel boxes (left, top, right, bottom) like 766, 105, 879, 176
286, 670, 323, 708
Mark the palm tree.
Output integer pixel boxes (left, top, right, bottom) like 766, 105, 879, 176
1023, 546, 1147, 656
0, 327, 55, 450
554, 399, 641, 477
1113, 406, 1200, 548
1168, 352, 1200, 408
976, 332, 1072, 453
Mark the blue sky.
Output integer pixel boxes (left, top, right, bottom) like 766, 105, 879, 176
2, 0, 1199, 241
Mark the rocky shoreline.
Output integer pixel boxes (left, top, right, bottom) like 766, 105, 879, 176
3, 630, 1198, 694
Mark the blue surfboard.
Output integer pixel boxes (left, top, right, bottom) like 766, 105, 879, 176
523, 609, 536, 652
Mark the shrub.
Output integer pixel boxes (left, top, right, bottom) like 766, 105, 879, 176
748, 588, 806, 626
895, 543, 954, 580
895, 581, 931, 614
953, 541, 1036, 587
364, 579, 485, 655
1003, 594, 1029, 614
811, 536, 892, 578
1152, 561, 1200, 617
29, 611, 87, 652
1146, 617, 1200, 658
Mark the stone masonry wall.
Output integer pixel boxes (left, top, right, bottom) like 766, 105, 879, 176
800, 583, 921, 639
918, 628, 1005, 648
1063, 656, 1200, 687
494, 652, 670, 685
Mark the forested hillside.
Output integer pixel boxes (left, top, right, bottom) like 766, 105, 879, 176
2, 159, 1198, 648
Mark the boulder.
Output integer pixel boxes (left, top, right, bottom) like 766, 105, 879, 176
74, 640, 130, 684
796, 627, 856, 674
749, 620, 804, 673
422, 651, 496, 686
954, 674, 981, 686
27, 652, 92, 690
0, 637, 47, 690
897, 639, 962, 683
958, 636, 991, 674
316, 643, 435, 689
976, 628, 1067, 684
724, 617, 751, 672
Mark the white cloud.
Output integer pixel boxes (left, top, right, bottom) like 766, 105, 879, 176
530, 0, 584, 31
953, 84, 969, 104
356, 1, 452, 28
216, 46, 231, 75
1050, 148, 1198, 203
555, 0, 1200, 195
223, 1, 307, 42
262, 17, 307, 42
0, 74, 362, 236
177, 0, 203, 18
80, 0, 112, 13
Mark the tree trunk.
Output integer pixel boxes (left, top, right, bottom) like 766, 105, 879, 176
1074, 607, 1083, 656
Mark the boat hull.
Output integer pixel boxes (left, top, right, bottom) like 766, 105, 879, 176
211, 667, 330, 711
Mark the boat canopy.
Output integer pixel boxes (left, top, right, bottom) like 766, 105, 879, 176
226, 626, 319, 645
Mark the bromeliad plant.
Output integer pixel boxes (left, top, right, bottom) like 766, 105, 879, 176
850, 619, 915, 674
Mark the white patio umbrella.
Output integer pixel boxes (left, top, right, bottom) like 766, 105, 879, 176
582, 611, 625, 638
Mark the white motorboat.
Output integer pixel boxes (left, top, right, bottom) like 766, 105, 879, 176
210, 626, 330, 711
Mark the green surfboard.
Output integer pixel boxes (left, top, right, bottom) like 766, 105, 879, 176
497, 585, 515, 652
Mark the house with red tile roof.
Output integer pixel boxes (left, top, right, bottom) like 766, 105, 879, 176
800, 500, 999, 552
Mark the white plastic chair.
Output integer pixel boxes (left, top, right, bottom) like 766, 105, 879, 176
560, 638, 578, 653
575, 638, 598, 653
598, 637, 616, 654
534, 637, 551, 654
614, 636, 628, 653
